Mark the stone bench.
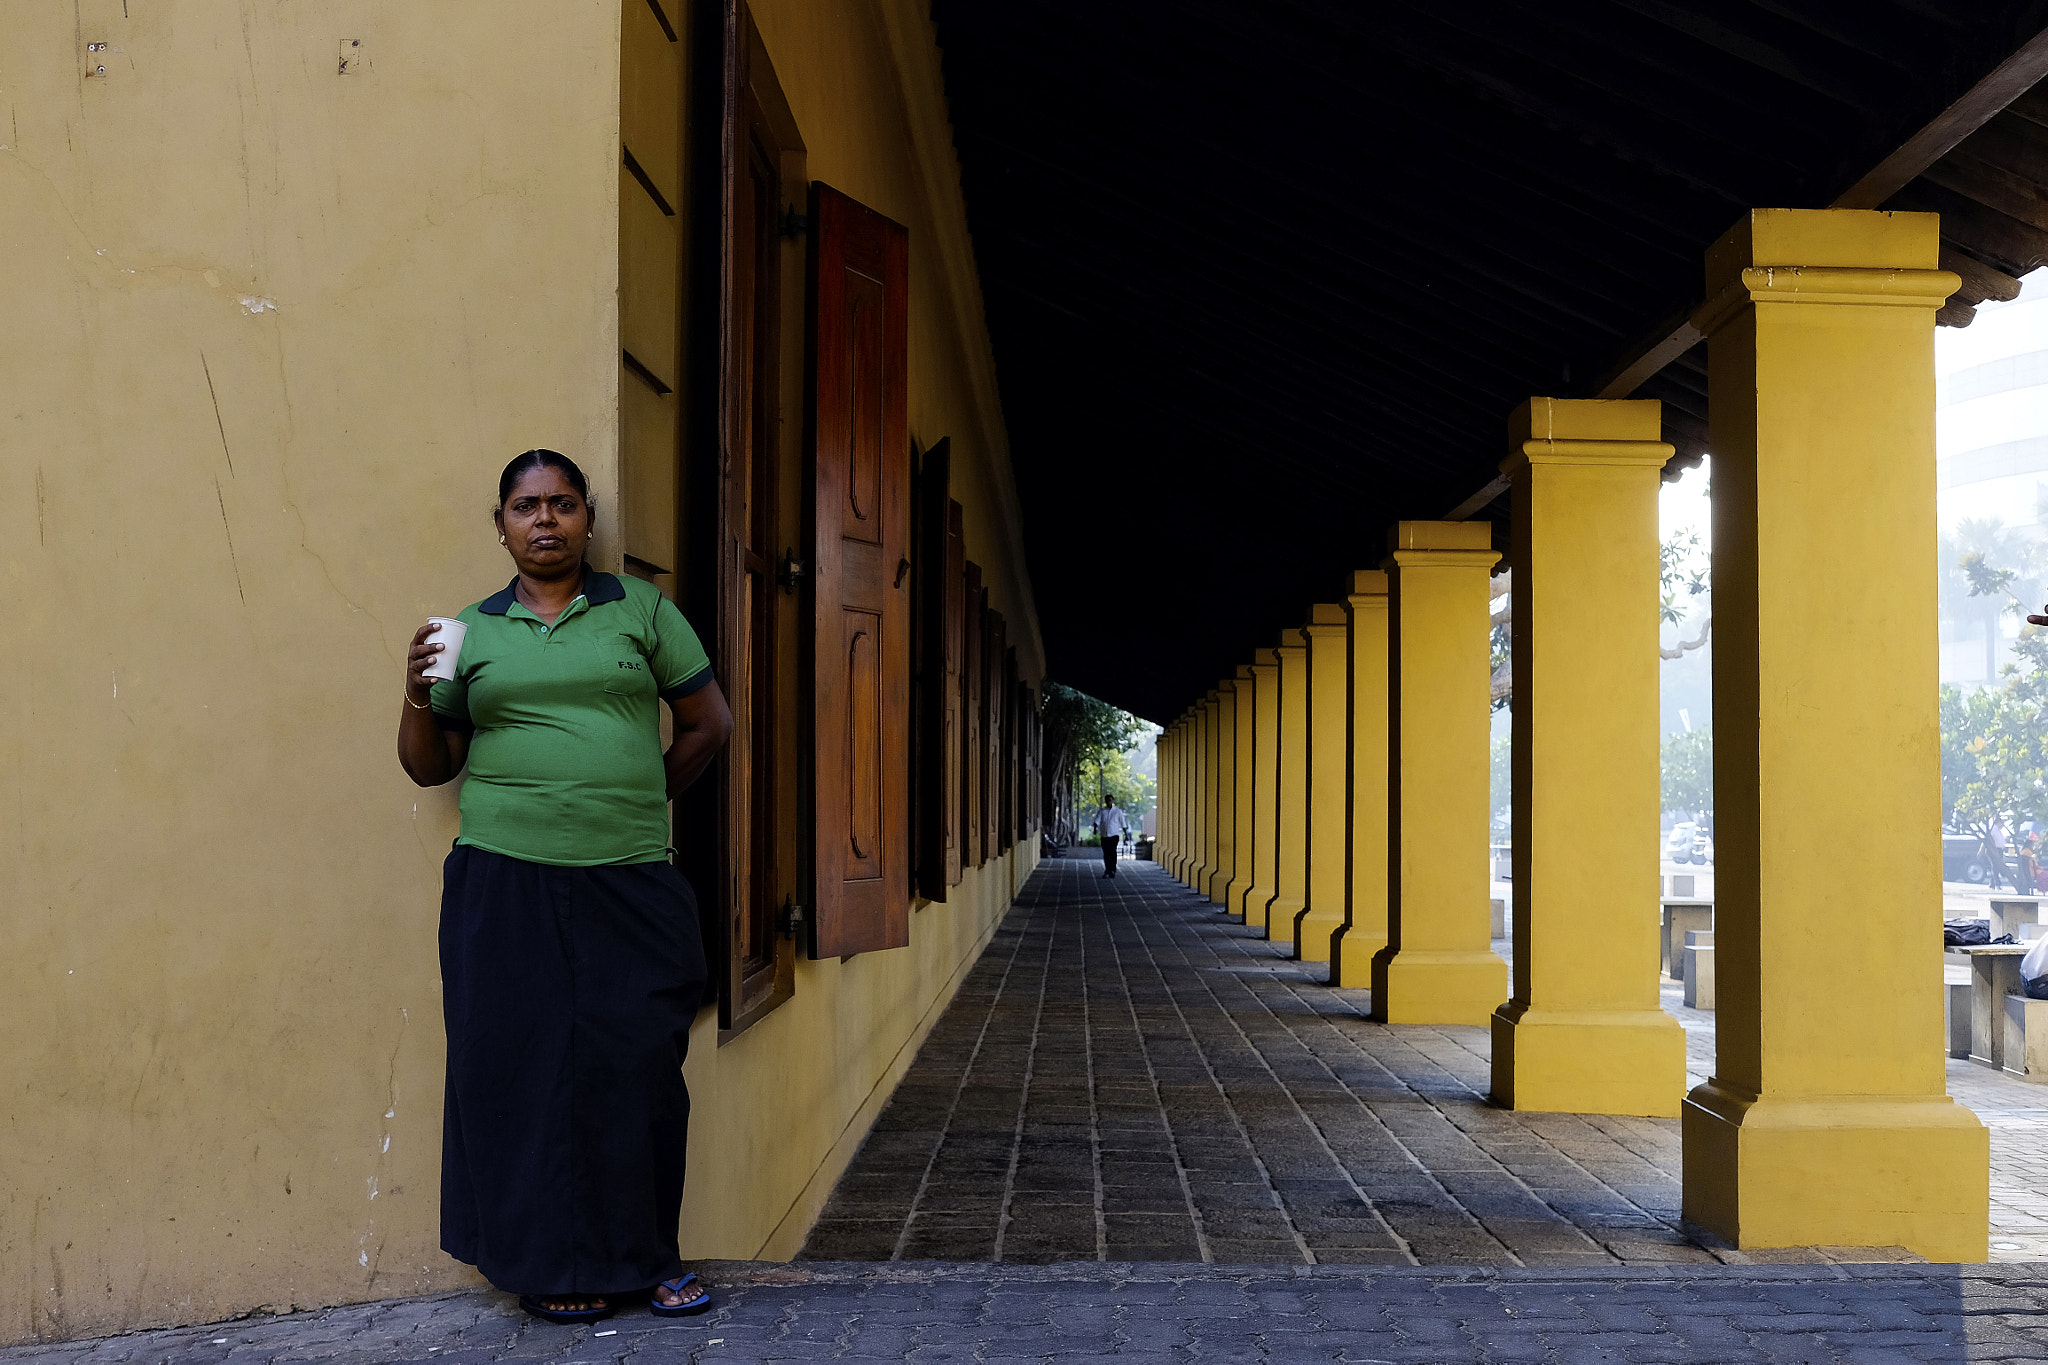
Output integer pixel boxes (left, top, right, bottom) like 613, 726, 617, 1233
1661, 899, 1712, 981
1959, 944, 2035, 1075
1682, 931, 1714, 1009
1992, 897, 2043, 941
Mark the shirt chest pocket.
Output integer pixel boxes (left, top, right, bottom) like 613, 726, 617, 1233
599, 634, 653, 696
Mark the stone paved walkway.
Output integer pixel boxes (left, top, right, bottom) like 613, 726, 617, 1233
10, 1261, 2048, 1364
802, 852, 2048, 1268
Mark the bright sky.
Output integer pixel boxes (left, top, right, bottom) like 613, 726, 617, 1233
1938, 268, 2048, 534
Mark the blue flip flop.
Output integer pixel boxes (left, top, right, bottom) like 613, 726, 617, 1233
650, 1272, 712, 1317
518, 1294, 615, 1325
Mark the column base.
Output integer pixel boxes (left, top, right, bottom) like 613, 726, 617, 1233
1489, 1003, 1685, 1116
1294, 903, 1343, 963
1329, 928, 1383, 988
1185, 859, 1211, 892
1206, 867, 1233, 904
1265, 896, 1304, 947
1237, 883, 1275, 931
1682, 1078, 1989, 1263
1221, 877, 1251, 922
1369, 948, 1506, 1024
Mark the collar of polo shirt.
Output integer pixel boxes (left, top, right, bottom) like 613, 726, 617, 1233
476, 570, 628, 618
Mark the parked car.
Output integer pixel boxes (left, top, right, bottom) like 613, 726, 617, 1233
1944, 833, 1990, 885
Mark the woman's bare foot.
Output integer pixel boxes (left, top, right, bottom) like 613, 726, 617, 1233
653, 1281, 691, 1309
537, 1294, 608, 1314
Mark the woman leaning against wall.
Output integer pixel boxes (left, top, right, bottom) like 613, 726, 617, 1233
396, 450, 734, 1325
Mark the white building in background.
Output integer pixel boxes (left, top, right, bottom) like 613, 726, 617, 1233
1938, 271, 2048, 686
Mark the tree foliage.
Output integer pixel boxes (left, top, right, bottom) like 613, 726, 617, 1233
1072, 749, 1156, 842
1039, 682, 1147, 845
1942, 530, 2048, 836
1661, 727, 1713, 819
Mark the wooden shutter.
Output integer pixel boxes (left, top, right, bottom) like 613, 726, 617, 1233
997, 639, 1015, 852
806, 181, 910, 957
913, 439, 958, 902
943, 501, 966, 884
983, 607, 1004, 857
962, 563, 984, 868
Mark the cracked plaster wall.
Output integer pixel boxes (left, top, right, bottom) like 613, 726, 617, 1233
1, 0, 1045, 1346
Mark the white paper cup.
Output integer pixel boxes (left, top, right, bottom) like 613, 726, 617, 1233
422, 617, 467, 682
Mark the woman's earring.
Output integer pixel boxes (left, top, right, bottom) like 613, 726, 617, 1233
498, 534, 507, 545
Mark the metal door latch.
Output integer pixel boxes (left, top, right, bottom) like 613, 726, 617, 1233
780, 206, 811, 239
779, 895, 808, 939
777, 548, 807, 593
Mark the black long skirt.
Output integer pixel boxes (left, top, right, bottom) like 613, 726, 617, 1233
439, 844, 708, 1295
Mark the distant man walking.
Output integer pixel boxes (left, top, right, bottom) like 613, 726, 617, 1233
1093, 795, 1127, 880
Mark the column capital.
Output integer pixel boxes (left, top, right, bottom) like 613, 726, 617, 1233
1302, 602, 1347, 638
1348, 568, 1389, 600
1383, 520, 1498, 573
1503, 398, 1672, 477
1234, 663, 1254, 681
1695, 208, 1956, 337
1250, 649, 1279, 672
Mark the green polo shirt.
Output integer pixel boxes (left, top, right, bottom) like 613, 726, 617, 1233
430, 571, 714, 867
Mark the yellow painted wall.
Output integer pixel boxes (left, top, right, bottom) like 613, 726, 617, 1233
1, 0, 1040, 1343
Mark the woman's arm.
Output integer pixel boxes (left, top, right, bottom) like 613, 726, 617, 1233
665, 679, 734, 799
398, 622, 470, 786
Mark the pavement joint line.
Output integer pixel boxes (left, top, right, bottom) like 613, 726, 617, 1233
989, 893, 1058, 1264
1261, 952, 1685, 1264
1121, 878, 1320, 1265
1152, 900, 1419, 1266
1093, 861, 1216, 1264
888, 899, 1035, 1263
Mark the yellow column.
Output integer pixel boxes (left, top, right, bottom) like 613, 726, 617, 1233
1207, 680, 1238, 903
1238, 649, 1281, 929
1489, 398, 1687, 1116
1296, 604, 1351, 961
1193, 706, 1205, 885
1223, 665, 1257, 917
1195, 690, 1221, 893
1177, 714, 1195, 883
1373, 522, 1506, 1024
1171, 724, 1187, 875
1332, 571, 1389, 988
1265, 631, 1309, 947
1682, 208, 1984, 1260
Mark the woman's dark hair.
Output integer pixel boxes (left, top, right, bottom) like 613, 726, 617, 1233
497, 449, 590, 505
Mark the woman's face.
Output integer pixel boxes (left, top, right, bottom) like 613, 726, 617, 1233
497, 466, 592, 575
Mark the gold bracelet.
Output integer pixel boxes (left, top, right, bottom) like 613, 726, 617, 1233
406, 692, 432, 710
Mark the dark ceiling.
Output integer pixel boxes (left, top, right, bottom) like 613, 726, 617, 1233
928, 0, 2048, 724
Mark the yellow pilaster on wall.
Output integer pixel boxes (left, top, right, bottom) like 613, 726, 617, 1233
1208, 680, 1238, 904
1200, 690, 1224, 893
1489, 398, 1686, 1116
1239, 649, 1282, 929
1682, 208, 1985, 1262
1265, 632, 1310, 947
1332, 571, 1390, 988
1373, 522, 1507, 1024
1297, 604, 1351, 962
1224, 665, 1257, 918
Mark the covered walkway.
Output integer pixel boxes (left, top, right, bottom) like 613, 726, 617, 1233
803, 853, 2048, 1268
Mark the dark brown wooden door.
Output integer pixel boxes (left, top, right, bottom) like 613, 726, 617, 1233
914, 440, 959, 903
807, 181, 910, 957
962, 563, 984, 869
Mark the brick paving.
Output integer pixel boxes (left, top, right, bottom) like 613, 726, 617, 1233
804, 851, 2048, 1269
21, 852, 2048, 1361
11, 1261, 2048, 1364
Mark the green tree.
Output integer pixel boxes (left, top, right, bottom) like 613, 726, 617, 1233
1040, 682, 1146, 844
1941, 538, 2048, 837
1073, 749, 1156, 843
1661, 727, 1713, 820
